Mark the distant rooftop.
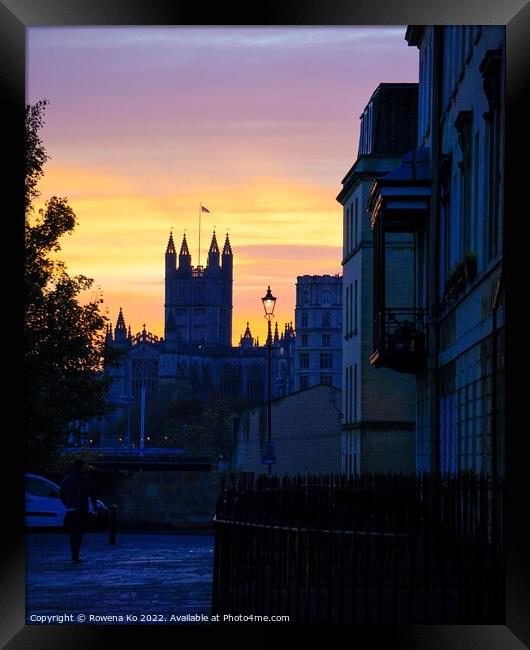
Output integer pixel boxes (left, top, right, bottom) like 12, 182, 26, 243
297, 274, 342, 281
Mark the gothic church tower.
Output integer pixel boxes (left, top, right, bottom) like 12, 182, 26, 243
164, 230, 233, 347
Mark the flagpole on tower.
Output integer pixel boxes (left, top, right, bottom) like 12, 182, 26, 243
198, 202, 202, 268
198, 203, 211, 268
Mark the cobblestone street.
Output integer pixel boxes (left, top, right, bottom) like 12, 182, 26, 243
26, 532, 214, 625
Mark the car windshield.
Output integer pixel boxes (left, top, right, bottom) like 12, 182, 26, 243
26, 477, 60, 498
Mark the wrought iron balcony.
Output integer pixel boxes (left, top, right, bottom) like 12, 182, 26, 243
370, 307, 427, 373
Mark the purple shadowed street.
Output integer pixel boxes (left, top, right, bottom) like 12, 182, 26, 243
26, 532, 214, 625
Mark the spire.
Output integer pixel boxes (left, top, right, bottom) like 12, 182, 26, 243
222, 232, 232, 255
166, 231, 176, 254
177, 232, 192, 275
207, 230, 220, 271
179, 233, 190, 256
115, 308, 127, 343
116, 307, 126, 331
209, 231, 219, 254
240, 321, 253, 349
105, 323, 113, 344
274, 321, 279, 344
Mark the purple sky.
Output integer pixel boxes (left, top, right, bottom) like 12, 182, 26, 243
27, 27, 418, 343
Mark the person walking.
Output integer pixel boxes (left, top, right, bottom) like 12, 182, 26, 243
60, 459, 97, 563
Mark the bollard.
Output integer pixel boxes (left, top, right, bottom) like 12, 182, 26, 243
108, 505, 118, 544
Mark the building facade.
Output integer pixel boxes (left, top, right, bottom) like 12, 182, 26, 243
337, 84, 419, 475
293, 275, 342, 391
368, 26, 505, 476
95, 232, 297, 448
233, 384, 342, 475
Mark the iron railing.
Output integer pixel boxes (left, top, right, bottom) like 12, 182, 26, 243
212, 472, 504, 624
382, 307, 427, 352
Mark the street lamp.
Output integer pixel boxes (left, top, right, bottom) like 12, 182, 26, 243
261, 285, 277, 476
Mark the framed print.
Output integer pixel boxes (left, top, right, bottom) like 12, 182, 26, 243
6, 0, 529, 647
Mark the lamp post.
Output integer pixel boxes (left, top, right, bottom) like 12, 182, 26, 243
261, 285, 277, 476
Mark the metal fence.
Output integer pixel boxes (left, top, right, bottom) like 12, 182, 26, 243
212, 472, 504, 623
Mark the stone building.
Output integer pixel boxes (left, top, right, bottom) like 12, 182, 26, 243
164, 231, 233, 347
293, 275, 342, 391
233, 384, 342, 475
368, 26, 505, 476
336, 83, 419, 474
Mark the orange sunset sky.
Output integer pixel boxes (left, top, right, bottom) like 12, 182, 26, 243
27, 27, 418, 345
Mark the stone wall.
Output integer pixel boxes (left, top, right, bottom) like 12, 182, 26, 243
234, 384, 342, 475
99, 469, 228, 531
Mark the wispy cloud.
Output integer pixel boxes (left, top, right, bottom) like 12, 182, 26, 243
27, 25, 417, 343
28, 26, 407, 52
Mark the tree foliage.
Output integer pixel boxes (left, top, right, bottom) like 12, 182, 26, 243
163, 397, 234, 458
127, 381, 235, 458
25, 100, 115, 471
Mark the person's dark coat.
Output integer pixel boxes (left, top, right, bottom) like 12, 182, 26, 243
60, 470, 96, 513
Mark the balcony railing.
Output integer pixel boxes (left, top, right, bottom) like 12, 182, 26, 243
371, 307, 427, 373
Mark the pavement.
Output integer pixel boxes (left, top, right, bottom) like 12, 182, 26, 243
25, 531, 214, 625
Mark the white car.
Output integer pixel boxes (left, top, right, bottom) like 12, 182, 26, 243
25, 472, 108, 528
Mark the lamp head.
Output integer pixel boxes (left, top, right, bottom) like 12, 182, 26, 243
261, 285, 277, 317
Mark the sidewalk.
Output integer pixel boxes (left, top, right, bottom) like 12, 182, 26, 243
26, 532, 214, 624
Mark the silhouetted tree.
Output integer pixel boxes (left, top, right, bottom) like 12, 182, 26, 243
163, 397, 234, 458
25, 100, 116, 471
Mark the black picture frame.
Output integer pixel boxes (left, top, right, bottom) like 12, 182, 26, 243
5, 1, 529, 647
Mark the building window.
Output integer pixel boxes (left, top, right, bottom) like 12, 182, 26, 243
320, 374, 333, 386
438, 154, 452, 290
246, 365, 264, 407
354, 280, 358, 334
303, 291, 310, 305
220, 364, 239, 397
354, 197, 359, 246
132, 359, 158, 397
322, 312, 331, 328
480, 49, 502, 262
347, 365, 352, 421
176, 327, 187, 342
344, 367, 348, 420
353, 363, 358, 421
320, 353, 333, 369
301, 334, 308, 347
300, 352, 309, 369
455, 111, 472, 257
345, 285, 350, 338
349, 203, 354, 252
472, 131, 480, 254
321, 292, 331, 306
348, 284, 353, 336
193, 308, 206, 316
193, 325, 205, 342
300, 374, 309, 389
301, 312, 308, 327
322, 334, 331, 347
344, 205, 350, 257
